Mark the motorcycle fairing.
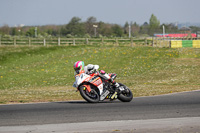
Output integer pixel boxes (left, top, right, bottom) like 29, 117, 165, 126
85, 76, 104, 95
74, 73, 104, 95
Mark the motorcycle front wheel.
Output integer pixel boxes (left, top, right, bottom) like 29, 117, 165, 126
118, 83, 133, 102
79, 85, 100, 103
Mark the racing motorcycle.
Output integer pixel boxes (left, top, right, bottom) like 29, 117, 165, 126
73, 71, 133, 103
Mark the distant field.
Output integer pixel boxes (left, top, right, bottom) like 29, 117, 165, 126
0, 45, 200, 104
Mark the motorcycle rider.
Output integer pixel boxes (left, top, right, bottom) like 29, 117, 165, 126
73, 61, 120, 93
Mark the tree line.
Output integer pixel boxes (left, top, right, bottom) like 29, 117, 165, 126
1, 14, 200, 38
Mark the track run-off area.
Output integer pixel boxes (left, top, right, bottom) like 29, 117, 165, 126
0, 90, 200, 133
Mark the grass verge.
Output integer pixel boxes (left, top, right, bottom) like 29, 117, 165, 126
0, 45, 200, 104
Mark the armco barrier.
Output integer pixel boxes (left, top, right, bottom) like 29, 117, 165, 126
193, 40, 200, 48
171, 40, 182, 48
171, 40, 200, 48
182, 40, 193, 48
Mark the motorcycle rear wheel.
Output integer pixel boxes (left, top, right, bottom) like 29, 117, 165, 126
118, 83, 133, 102
79, 85, 100, 103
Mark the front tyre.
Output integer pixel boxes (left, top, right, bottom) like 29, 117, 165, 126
79, 85, 100, 103
118, 83, 133, 102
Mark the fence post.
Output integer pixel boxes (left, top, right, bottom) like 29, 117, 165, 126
28, 38, 31, 46
14, 37, 16, 46
0, 36, 1, 46
131, 37, 133, 47
152, 37, 154, 47
73, 38, 75, 45
115, 38, 118, 46
86, 38, 89, 44
167, 37, 170, 48
145, 38, 147, 46
101, 38, 104, 44
43, 38, 46, 46
58, 37, 60, 46
155, 37, 157, 47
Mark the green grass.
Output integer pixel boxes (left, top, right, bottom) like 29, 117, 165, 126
0, 45, 200, 104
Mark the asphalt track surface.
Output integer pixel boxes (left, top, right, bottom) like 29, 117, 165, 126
0, 90, 200, 132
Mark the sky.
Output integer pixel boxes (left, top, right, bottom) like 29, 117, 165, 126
0, 0, 200, 27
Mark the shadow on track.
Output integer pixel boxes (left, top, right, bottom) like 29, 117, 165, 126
57, 100, 121, 104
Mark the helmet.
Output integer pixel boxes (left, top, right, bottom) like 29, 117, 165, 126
73, 61, 84, 74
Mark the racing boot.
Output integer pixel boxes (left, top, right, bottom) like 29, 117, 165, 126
114, 82, 120, 94
110, 79, 120, 99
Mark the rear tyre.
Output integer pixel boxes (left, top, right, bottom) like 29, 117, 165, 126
118, 83, 133, 102
79, 85, 100, 103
